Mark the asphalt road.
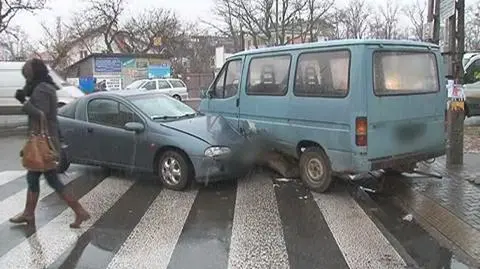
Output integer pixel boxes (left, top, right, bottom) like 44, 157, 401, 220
0, 136, 477, 269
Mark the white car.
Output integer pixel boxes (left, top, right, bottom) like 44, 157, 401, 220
0, 61, 84, 111
125, 78, 189, 101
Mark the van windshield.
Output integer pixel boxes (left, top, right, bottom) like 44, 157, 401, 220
373, 51, 439, 95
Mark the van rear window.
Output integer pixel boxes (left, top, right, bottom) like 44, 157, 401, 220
373, 51, 439, 95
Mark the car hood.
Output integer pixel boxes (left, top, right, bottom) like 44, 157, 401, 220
158, 115, 244, 146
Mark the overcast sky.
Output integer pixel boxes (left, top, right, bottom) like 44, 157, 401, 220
9, 0, 478, 43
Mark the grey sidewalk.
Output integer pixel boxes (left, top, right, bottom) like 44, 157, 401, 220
0, 115, 27, 137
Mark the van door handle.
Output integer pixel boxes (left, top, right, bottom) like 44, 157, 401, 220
87, 127, 93, 133
236, 98, 240, 107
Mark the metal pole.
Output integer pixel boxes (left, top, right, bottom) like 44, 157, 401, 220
433, 0, 441, 43
275, 0, 279, 46
446, 0, 465, 166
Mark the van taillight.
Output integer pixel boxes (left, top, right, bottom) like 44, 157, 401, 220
355, 117, 367, 146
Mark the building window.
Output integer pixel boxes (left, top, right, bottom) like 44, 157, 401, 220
79, 50, 88, 59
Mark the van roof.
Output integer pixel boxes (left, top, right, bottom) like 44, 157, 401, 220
229, 39, 439, 58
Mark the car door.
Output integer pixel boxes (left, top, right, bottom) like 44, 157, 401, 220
157, 80, 173, 94
85, 98, 137, 167
141, 80, 157, 91
203, 58, 243, 127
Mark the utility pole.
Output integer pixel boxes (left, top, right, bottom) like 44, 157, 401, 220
275, 0, 279, 46
440, 0, 465, 166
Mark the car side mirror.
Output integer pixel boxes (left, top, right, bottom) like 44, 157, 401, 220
124, 122, 145, 133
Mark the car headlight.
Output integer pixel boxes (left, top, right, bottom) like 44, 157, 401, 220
204, 146, 231, 158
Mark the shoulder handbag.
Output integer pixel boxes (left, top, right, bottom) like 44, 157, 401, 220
21, 113, 59, 172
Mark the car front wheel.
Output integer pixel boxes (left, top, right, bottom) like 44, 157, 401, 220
299, 147, 333, 193
158, 150, 191, 191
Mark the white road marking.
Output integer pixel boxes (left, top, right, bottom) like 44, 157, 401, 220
0, 176, 134, 269
107, 188, 198, 269
227, 174, 290, 269
312, 191, 407, 269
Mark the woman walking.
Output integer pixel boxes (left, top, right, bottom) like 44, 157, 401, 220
10, 58, 90, 228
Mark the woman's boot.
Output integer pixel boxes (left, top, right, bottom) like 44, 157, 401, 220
60, 193, 90, 228
9, 191, 39, 224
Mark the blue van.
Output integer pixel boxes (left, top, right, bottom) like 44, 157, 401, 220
199, 39, 446, 193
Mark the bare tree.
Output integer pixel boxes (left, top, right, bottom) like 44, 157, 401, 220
0, 25, 34, 60
465, 1, 480, 51
325, 8, 347, 39
0, 0, 46, 34
65, 16, 105, 54
204, 0, 243, 51
39, 17, 76, 69
121, 9, 180, 53
342, 0, 371, 39
403, 0, 427, 40
369, 2, 402, 39
302, 0, 334, 42
80, 0, 125, 53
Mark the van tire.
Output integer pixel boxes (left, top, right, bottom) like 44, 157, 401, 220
299, 147, 333, 193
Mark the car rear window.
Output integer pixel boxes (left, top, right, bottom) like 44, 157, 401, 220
373, 51, 439, 96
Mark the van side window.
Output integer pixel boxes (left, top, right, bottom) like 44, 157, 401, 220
294, 50, 350, 97
464, 59, 480, 84
212, 59, 242, 98
247, 55, 291, 96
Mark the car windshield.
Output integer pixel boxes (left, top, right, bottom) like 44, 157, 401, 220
129, 94, 197, 120
125, 80, 145, 90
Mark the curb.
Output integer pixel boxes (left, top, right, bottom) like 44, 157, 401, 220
0, 126, 27, 138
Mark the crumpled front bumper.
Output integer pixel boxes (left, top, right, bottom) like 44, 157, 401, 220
190, 154, 254, 183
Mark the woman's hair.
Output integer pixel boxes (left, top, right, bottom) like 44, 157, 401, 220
22, 58, 59, 96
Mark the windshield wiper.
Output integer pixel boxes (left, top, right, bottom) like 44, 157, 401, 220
179, 113, 197, 118
151, 115, 180, 120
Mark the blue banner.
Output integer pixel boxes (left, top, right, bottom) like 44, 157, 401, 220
95, 57, 122, 73
148, 64, 171, 78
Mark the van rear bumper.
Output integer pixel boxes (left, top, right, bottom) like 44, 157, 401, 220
368, 149, 445, 170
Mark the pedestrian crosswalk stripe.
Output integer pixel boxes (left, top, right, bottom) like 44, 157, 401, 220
0, 171, 25, 187
48, 179, 161, 269
275, 178, 350, 268
228, 174, 289, 269
0, 172, 80, 225
106, 188, 198, 269
312, 191, 407, 268
0, 168, 445, 269
0, 170, 106, 258
0, 177, 134, 269
166, 180, 237, 269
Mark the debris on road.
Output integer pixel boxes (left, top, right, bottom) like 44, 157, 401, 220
274, 178, 293, 183
402, 214, 413, 222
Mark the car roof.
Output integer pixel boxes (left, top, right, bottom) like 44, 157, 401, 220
88, 89, 167, 98
229, 39, 439, 58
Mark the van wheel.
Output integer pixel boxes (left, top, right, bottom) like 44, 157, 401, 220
299, 147, 333, 193
157, 150, 191, 191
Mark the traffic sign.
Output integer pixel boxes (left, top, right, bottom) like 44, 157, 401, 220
440, 0, 455, 21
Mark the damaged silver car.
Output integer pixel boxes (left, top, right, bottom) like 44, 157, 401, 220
56, 90, 252, 190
